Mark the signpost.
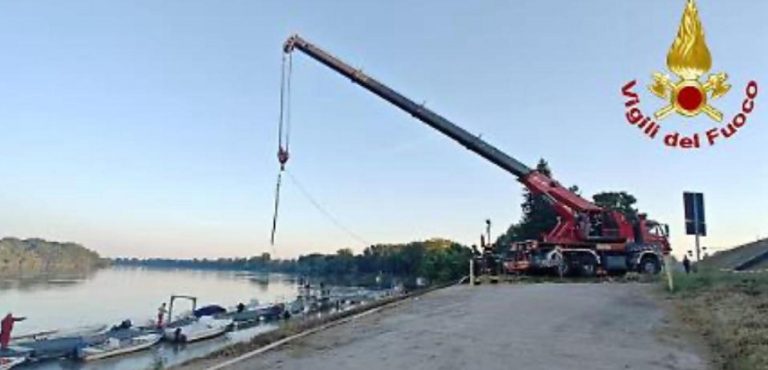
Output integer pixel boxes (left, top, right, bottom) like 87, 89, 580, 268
683, 192, 706, 262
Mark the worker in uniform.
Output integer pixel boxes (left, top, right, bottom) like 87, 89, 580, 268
1, 313, 26, 350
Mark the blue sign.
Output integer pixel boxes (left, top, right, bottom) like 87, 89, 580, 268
683, 192, 706, 236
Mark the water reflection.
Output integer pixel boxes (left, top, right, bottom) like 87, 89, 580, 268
247, 273, 270, 292
0, 272, 94, 292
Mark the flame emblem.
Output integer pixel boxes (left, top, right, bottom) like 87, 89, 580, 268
649, 0, 730, 121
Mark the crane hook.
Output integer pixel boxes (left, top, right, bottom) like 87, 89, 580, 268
278, 146, 290, 170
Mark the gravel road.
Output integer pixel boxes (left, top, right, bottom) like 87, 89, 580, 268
212, 284, 706, 370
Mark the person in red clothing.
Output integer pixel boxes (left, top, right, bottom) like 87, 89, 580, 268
1, 313, 26, 350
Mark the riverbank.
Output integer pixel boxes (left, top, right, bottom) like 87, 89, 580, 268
177, 283, 704, 370
0, 237, 106, 277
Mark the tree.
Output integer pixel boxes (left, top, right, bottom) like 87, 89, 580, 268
593, 192, 638, 220
334, 248, 356, 275
517, 159, 560, 241
336, 248, 353, 257
496, 159, 585, 247
115, 239, 473, 284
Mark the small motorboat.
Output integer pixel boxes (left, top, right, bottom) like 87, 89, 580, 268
223, 303, 286, 323
77, 332, 162, 361
0, 356, 26, 370
12, 332, 107, 360
286, 298, 305, 315
163, 317, 232, 343
193, 305, 227, 318
0, 347, 31, 370
12, 324, 107, 342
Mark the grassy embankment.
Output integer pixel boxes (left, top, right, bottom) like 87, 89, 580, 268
666, 269, 768, 370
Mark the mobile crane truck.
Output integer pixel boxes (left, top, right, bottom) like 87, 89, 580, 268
282, 35, 671, 276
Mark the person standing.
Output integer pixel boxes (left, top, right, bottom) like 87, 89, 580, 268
682, 254, 691, 274
156, 303, 168, 328
1, 313, 26, 350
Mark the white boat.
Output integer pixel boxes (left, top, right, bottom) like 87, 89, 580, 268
78, 333, 162, 361
12, 324, 107, 342
163, 317, 231, 343
0, 356, 26, 370
53, 324, 109, 338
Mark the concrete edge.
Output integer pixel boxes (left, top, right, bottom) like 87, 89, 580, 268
204, 282, 457, 370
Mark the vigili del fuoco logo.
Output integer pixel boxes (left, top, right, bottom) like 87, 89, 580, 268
621, 0, 758, 149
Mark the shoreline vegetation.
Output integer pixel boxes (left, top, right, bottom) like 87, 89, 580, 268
114, 238, 472, 287
0, 237, 108, 277
666, 269, 768, 370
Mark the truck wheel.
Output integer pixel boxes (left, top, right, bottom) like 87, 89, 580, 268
639, 256, 661, 274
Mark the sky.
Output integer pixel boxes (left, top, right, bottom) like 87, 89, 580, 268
0, 0, 766, 259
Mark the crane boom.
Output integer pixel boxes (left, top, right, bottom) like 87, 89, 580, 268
284, 35, 532, 179
283, 35, 603, 224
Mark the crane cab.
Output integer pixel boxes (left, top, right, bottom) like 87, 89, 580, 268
633, 214, 672, 254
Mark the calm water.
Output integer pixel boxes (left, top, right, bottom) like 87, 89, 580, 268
1, 267, 300, 336
0, 267, 307, 369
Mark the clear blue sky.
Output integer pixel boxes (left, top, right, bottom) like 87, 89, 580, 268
0, 0, 765, 259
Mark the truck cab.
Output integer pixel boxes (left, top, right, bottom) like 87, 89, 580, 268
634, 214, 671, 254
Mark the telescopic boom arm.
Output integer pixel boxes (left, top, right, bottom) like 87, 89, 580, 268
283, 35, 602, 220
284, 35, 532, 178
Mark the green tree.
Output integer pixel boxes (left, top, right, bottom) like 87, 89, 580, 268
516, 159, 559, 240
334, 248, 356, 275
336, 248, 353, 257
593, 191, 638, 220
116, 239, 472, 284
496, 159, 585, 248
497, 159, 557, 245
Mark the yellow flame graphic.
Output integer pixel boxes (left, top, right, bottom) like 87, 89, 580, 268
666, 0, 711, 80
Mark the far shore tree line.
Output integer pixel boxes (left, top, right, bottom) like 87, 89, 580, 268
115, 159, 642, 283
114, 238, 472, 283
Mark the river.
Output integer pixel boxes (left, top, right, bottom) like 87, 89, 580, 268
0, 266, 319, 369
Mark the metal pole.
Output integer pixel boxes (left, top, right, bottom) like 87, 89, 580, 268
469, 259, 475, 286
664, 255, 674, 292
693, 199, 701, 262
168, 297, 174, 326
486, 219, 491, 248
695, 234, 701, 263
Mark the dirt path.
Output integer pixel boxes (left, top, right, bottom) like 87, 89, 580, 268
187, 284, 706, 370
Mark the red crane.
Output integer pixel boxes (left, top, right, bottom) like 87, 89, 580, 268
282, 34, 671, 276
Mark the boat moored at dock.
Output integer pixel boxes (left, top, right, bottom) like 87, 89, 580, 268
163, 317, 232, 343
77, 332, 162, 361
0, 356, 26, 370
